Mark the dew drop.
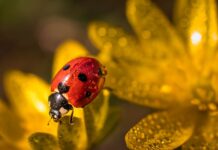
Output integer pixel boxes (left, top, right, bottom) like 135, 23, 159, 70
118, 37, 127, 47
98, 27, 106, 36
208, 103, 217, 111
142, 30, 151, 39
108, 28, 117, 37
148, 129, 153, 134
140, 133, 145, 139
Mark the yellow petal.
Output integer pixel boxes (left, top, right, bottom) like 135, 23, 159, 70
88, 22, 146, 64
52, 40, 89, 76
182, 113, 218, 149
0, 100, 24, 144
127, 0, 185, 60
106, 61, 190, 109
89, 22, 190, 109
88, 22, 190, 109
3, 70, 57, 136
174, 0, 218, 68
125, 109, 196, 150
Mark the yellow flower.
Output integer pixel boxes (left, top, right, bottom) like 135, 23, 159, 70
1, 41, 117, 149
87, 0, 218, 149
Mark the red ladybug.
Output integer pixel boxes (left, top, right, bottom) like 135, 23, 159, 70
48, 57, 107, 122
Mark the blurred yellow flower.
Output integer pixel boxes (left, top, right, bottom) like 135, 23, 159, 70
0, 41, 117, 149
87, 0, 218, 149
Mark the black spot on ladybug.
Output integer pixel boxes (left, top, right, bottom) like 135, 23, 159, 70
85, 91, 91, 97
63, 64, 70, 70
78, 73, 87, 82
58, 82, 70, 93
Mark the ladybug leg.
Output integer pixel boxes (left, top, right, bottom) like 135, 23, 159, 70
62, 104, 74, 125
69, 108, 74, 125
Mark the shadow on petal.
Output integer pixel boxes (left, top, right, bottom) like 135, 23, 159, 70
28, 132, 58, 150
0, 139, 18, 150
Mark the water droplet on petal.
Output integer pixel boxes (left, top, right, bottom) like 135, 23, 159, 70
98, 27, 107, 36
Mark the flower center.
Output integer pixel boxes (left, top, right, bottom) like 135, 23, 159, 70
191, 84, 218, 112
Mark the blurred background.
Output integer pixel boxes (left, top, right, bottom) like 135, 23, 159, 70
0, 0, 173, 149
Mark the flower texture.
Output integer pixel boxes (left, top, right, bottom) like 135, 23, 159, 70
87, 0, 218, 149
0, 41, 118, 150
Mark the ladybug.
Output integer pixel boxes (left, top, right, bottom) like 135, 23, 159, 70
48, 57, 107, 123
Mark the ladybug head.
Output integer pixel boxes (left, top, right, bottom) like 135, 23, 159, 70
48, 92, 72, 122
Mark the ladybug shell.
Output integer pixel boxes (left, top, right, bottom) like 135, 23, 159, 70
51, 57, 106, 108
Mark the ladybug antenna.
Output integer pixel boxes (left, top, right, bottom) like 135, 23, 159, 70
69, 109, 74, 125
47, 117, 52, 126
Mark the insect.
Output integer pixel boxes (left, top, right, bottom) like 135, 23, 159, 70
48, 57, 107, 123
